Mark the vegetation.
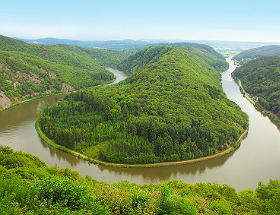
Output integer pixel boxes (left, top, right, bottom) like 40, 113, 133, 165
0, 35, 134, 104
38, 46, 248, 165
0, 50, 114, 102
1, 145, 280, 214
233, 45, 280, 65
232, 56, 280, 119
118, 43, 228, 73
0, 35, 133, 69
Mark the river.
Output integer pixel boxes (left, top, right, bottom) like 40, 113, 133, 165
1, 60, 280, 191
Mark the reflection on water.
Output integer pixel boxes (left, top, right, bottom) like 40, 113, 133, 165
1, 63, 280, 191
97, 150, 235, 183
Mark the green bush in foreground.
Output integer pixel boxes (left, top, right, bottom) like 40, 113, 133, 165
1, 145, 280, 214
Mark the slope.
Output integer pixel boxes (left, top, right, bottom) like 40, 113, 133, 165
232, 56, 280, 118
233, 45, 280, 65
118, 44, 228, 73
0, 35, 133, 70
38, 46, 248, 164
0, 51, 114, 105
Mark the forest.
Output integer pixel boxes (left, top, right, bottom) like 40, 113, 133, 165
1, 145, 280, 214
0, 35, 133, 105
232, 56, 280, 118
118, 43, 228, 73
233, 45, 280, 65
38, 46, 248, 164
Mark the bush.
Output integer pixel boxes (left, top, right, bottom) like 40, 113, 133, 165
36, 177, 110, 214
158, 183, 197, 215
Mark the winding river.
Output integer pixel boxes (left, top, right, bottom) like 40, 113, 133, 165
1, 59, 280, 191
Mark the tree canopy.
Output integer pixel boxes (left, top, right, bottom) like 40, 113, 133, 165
232, 56, 280, 118
233, 45, 280, 65
39, 46, 248, 164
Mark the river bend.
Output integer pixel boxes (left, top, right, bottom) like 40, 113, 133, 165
1, 61, 280, 191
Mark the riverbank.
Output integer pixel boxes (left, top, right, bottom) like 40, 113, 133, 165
233, 77, 280, 126
0, 92, 63, 113
36, 121, 248, 168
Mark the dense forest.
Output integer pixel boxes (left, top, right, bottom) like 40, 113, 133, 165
233, 45, 280, 65
232, 56, 280, 118
118, 43, 228, 73
0, 35, 134, 107
1, 145, 280, 214
0, 35, 133, 69
38, 46, 248, 164
0, 51, 114, 103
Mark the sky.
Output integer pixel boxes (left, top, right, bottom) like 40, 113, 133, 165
1, 0, 280, 42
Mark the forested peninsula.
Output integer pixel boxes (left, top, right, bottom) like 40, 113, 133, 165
0, 35, 133, 109
232, 56, 280, 121
38, 46, 248, 165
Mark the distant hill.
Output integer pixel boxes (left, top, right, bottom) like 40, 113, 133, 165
15, 36, 280, 52
14, 37, 156, 50
0, 50, 114, 108
38, 46, 248, 164
0, 35, 133, 69
0, 35, 134, 108
118, 44, 228, 73
233, 45, 280, 65
232, 56, 280, 117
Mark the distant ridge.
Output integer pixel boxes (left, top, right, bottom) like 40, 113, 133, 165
13, 36, 280, 51
233, 45, 280, 65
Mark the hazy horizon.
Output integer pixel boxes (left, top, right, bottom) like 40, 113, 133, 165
2, 0, 280, 43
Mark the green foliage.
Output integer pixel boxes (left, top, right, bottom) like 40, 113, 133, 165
158, 183, 197, 215
0, 35, 135, 102
232, 56, 280, 118
233, 45, 280, 65
209, 201, 232, 214
36, 177, 109, 213
1, 145, 280, 214
0, 35, 132, 70
117, 44, 228, 73
39, 46, 248, 164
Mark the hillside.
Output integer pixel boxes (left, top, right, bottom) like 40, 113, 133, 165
0, 35, 133, 69
232, 56, 280, 118
0, 35, 134, 108
0, 51, 114, 108
233, 45, 280, 65
38, 46, 248, 164
118, 44, 228, 73
1, 145, 280, 214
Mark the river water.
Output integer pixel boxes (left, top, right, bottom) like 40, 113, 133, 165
1, 60, 280, 191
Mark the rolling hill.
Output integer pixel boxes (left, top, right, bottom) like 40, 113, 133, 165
233, 45, 280, 65
118, 43, 228, 73
0, 35, 133, 108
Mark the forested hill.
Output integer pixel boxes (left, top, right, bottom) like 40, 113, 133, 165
159, 42, 225, 60
0, 35, 133, 108
232, 56, 280, 118
233, 45, 280, 65
118, 44, 228, 73
0, 51, 114, 107
39, 46, 248, 165
0, 35, 133, 69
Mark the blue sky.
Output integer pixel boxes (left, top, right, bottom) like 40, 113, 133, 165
1, 0, 280, 42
